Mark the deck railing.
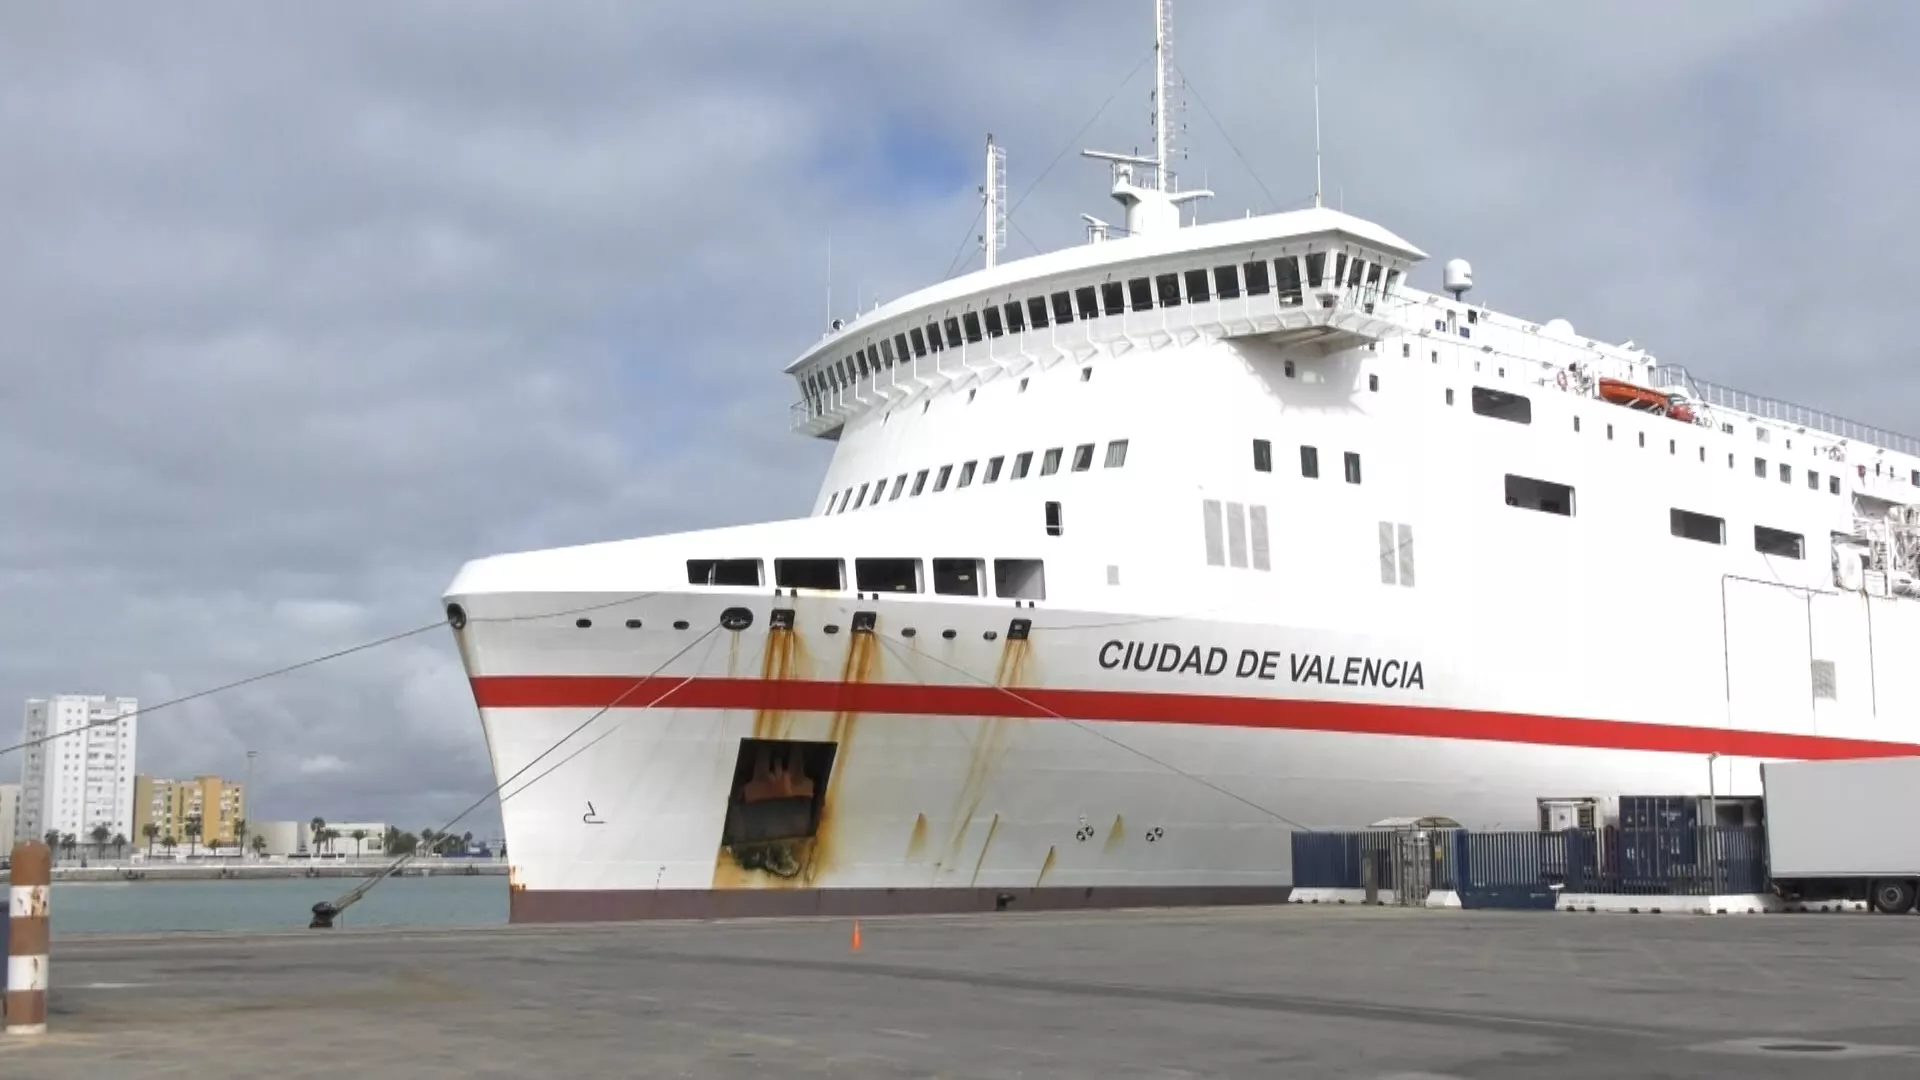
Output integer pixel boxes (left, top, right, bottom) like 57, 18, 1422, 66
1654, 364, 1920, 457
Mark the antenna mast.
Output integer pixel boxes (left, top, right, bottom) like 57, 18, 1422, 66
1154, 0, 1172, 194
1311, 8, 1323, 209
981, 134, 1007, 269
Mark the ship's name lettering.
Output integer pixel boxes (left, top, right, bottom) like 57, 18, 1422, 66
1095, 640, 1425, 690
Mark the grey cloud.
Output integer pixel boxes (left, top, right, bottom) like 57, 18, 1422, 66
3, 1, 1913, 833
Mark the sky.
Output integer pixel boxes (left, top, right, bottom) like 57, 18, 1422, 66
4, 0, 1915, 838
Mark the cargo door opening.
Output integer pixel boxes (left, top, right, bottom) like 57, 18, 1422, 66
720, 738, 839, 878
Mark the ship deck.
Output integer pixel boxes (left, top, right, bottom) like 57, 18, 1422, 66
13, 907, 1920, 1076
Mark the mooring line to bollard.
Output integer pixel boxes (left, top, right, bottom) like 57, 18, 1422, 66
6, 840, 51, 1036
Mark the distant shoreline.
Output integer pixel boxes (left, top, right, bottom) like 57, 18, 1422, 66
2, 860, 508, 885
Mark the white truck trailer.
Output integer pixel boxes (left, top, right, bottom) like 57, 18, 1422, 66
1761, 757, 1920, 914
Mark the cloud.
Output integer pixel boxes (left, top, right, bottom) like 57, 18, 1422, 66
2, 0, 1915, 836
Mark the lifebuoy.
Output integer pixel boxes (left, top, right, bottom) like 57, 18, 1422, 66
1555, 370, 1569, 390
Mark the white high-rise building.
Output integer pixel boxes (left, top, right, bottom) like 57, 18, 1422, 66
19, 696, 139, 847
0, 782, 20, 855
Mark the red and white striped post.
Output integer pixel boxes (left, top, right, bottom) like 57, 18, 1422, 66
6, 840, 50, 1036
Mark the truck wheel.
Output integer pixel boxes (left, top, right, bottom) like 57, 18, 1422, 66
1870, 879, 1917, 914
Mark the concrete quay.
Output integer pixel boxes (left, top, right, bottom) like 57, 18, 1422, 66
4, 905, 1919, 1078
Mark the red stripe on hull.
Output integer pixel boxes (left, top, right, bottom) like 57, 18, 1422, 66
469, 675, 1920, 761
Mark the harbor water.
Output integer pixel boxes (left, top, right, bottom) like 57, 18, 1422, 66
45, 874, 507, 935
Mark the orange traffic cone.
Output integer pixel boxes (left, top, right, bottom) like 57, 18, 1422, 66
850, 919, 863, 952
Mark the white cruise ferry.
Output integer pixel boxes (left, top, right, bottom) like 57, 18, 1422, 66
445, 2, 1920, 922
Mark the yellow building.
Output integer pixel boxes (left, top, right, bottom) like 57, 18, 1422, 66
132, 774, 247, 850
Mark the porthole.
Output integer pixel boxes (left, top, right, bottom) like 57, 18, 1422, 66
672, 619, 690, 630
445, 604, 467, 630
983, 630, 999, 641
901, 627, 917, 638
825, 624, 842, 635
575, 618, 592, 629
624, 618, 642, 629
719, 607, 753, 632
941, 629, 957, 640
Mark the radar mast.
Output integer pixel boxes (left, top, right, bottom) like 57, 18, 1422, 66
1080, 0, 1212, 238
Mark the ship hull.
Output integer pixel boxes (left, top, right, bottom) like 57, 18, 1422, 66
457, 589, 1920, 922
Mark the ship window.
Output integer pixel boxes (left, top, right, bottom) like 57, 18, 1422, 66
983, 307, 1003, 338
910, 327, 927, 357
1445, 388, 1454, 405
925, 324, 942, 352
1012, 451, 1033, 479
1779, 463, 1791, 484
688, 558, 763, 587
994, 559, 1046, 600
1304, 252, 1326, 289
1213, 264, 1241, 299
1913, 468, 1920, 486
1023, 296, 1046, 329
1669, 438, 1676, 454
1101, 282, 1125, 315
1573, 416, 1581, 433
1347, 259, 1365, 288
1276, 257, 1302, 304
1242, 260, 1271, 296
1637, 431, 1645, 448
1184, 268, 1211, 302
1301, 445, 1319, 478
1074, 287, 1098, 319
1044, 500, 1063, 536
1755, 525, 1804, 560
934, 465, 952, 492
774, 558, 844, 591
855, 352, 867, 377
1830, 475, 1840, 494
1041, 447, 1063, 475
880, 339, 895, 366
1202, 499, 1225, 566
943, 317, 962, 348
985, 456, 1004, 483
1470, 386, 1532, 424
1253, 439, 1272, 473
961, 313, 981, 344
1754, 457, 1766, 478
1249, 505, 1271, 571
1505, 474, 1574, 516
1072, 443, 1095, 471
1155, 273, 1182, 307
1808, 470, 1820, 490
957, 461, 977, 487
894, 332, 910, 361
855, 558, 921, 593
840, 487, 853, 511
932, 558, 983, 597
1344, 452, 1362, 485
1104, 439, 1129, 468
1003, 302, 1024, 333
1284, 360, 1295, 378
1333, 253, 1348, 288
823, 492, 837, 515
1367, 263, 1384, 289
889, 474, 906, 500
869, 477, 886, 505
1670, 508, 1724, 546
1368, 373, 1379, 392
911, 469, 929, 496
1128, 278, 1153, 312
854, 482, 870, 507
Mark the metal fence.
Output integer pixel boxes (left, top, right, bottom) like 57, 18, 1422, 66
1294, 827, 1769, 900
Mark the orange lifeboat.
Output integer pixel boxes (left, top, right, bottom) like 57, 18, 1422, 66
1597, 378, 1670, 412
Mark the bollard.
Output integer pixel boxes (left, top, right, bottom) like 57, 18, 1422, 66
6, 840, 50, 1036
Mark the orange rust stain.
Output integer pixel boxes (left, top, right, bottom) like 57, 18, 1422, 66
750, 625, 803, 742
906, 812, 930, 860
714, 627, 874, 892
506, 865, 526, 892
1035, 844, 1057, 887
993, 632, 1034, 689
1102, 814, 1126, 854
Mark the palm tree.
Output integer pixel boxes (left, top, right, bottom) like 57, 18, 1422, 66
250, 834, 267, 857
185, 814, 203, 858
43, 829, 60, 852
142, 822, 159, 856
350, 829, 368, 859
112, 833, 127, 858
309, 817, 326, 855
89, 824, 111, 858
161, 834, 178, 856
60, 833, 77, 860
419, 827, 436, 855
235, 817, 248, 856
